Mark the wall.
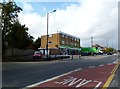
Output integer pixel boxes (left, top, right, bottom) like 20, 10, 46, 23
4, 48, 35, 56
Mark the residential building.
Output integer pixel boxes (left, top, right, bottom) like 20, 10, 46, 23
41, 31, 81, 55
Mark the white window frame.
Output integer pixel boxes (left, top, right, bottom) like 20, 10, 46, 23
62, 41, 65, 44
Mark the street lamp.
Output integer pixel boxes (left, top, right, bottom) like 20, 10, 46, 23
46, 10, 56, 60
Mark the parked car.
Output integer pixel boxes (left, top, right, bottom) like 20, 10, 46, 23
32, 51, 42, 59
107, 52, 112, 55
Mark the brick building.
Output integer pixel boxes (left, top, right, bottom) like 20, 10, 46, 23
41, 31, 81, 55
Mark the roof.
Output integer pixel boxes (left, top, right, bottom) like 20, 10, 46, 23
59, 31, 80, 39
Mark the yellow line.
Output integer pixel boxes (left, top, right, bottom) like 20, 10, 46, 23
111, 65, 118, 74
101, 74, 115, 89
102, 64, 118, 89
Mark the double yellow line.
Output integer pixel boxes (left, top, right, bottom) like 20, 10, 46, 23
102, 62, 119, 89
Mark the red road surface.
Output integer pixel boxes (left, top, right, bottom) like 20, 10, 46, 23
29, 64, 116, 89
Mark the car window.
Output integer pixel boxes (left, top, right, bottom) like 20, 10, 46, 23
34, 51, 40, 54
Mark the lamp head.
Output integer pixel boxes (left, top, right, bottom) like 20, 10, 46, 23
53, 10, 56, 12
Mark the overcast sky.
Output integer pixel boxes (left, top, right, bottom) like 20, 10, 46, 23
10, 0, 119, 49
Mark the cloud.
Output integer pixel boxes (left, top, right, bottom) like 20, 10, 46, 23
18, 0, 118, 48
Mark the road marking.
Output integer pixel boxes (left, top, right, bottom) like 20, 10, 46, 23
99, 64, 104, 66
101, 74, 115, 89
93, 81, 102, 89
24, 67, 82, 88
111, 64, 118, 74
73, 68, 82, 72
55, 76, 102, 88
102, 64, 118, 89
89, 66, 95, 68
108, 63, 113, 65
113, 59, 119, 64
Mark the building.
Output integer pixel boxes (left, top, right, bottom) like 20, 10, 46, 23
41, 31, 81, 55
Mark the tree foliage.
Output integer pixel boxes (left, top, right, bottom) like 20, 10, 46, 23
105, 47, 113, 53
34, 37, 41, 50
6, 22, 34, 49
2, 1, 22, 53
1, 1, 34, 54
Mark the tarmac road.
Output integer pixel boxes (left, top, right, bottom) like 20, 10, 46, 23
2, 54, 119, 88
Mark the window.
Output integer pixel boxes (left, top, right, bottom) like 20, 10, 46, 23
49, 34, 52, 38
75, 38, 76, 41
75, 43, 77, 46
62, 34, 64, 38
72, 43, 74, 45
77, 43, 79, 46
66, 35, 68, 38
71, 37, 73, 40
66, 42, 69, 45
62, 41, 65, 44
77, 39, 79, 42
48, 41, 52, 44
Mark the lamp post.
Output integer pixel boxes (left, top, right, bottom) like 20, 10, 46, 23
46, 10, 56, 60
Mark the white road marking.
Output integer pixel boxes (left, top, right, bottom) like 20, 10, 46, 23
89, 66, 95, 68
108, 63, 113, 65
55, 76, 102, 88
99, 64, 104, 66
24, 67, 82, 88
113, 59, 119, 64
93, 81, 102, 89
73, 68, 82, 72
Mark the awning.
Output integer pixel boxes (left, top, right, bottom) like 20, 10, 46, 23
59, 45, 81, 51
59, 45, 71, 49
70, 47, 81, 51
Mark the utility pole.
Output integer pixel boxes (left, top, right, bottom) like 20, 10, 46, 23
106, 40, 108, 48
91, 37, 93, 47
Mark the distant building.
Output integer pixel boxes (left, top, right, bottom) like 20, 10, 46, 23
41, 31, 81, 55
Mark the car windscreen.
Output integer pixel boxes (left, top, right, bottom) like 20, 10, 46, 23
34, 51, 40, 54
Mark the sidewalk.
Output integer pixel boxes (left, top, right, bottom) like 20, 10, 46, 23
68, 55, 109, 60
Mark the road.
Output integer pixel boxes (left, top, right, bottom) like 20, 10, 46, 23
2, 54, 119, 88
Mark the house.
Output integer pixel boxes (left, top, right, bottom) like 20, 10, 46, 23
41, 31, 81, 55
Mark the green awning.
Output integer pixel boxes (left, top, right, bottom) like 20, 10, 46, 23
70, 47, 81, 51
59, 45, 71, 49
60, 45, 81, 50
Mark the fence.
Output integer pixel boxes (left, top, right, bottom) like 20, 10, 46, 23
4, 48, 35, 56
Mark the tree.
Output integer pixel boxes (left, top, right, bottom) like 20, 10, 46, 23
2, 1, 34, 54
34, 37, 41, 50
1, 1, 22, 54
6, 21, 34, 49
105, 47, 113, 53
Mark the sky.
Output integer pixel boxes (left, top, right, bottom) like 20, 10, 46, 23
1, 0, 119, 49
